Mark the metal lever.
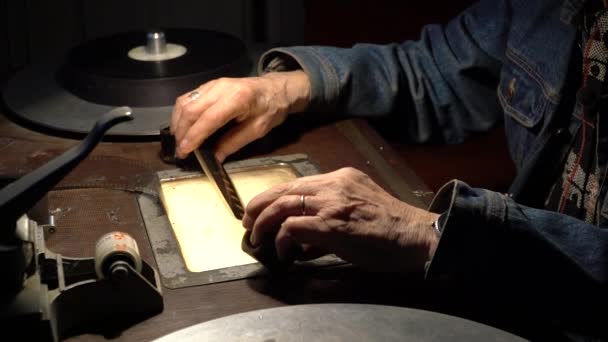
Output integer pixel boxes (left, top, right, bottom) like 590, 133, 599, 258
0, 107, 133, 239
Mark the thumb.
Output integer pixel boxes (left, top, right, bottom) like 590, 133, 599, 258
214, 118, 263, 162
276, 216, 334, 260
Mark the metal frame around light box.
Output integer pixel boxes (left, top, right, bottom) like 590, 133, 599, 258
137, 153, 347, 289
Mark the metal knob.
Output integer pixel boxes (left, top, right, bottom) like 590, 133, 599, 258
145, 31, 167, 55
110, 260, 130, 281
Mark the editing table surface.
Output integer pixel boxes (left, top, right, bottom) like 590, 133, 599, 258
0, 112, 434, 341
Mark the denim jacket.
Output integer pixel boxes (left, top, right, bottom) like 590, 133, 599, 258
260, 0, 606, 338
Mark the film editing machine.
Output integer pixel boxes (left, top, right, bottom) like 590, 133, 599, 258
0, 108, 163, 341
0, 27, 339, 340
0, 21, 531, 341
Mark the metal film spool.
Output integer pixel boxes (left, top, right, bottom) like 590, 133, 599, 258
94, 231, 143, 279
128, 30, 187, 62
1, 28, 252, 137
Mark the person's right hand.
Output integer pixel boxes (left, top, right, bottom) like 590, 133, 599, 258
171, 70, 311, 161
242, 167, 440, 272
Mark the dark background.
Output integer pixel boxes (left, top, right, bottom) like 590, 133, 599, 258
303, 1, 475, 46
0, 0, 474, 79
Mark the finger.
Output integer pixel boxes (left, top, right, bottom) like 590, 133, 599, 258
250, 194, 318, 245
275, 225, 302, 261
174, 96, 218, 150
273, 239, 326, 262
247, 173, 330, 211
242, 182, 296, 230
170, 94, 188, 135
172, 79, 220, 140
243, 174, 331, 230
214, 118, 264, 163
299, 244, 327, 261
171, 82, 213, 135
177, 95, 250, 158
277, 216, 333, 259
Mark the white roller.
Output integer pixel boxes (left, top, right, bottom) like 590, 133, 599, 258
94, 231, 143, 279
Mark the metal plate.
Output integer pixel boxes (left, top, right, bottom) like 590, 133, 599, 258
153, 303, 528, 341
138, 154, 346, 288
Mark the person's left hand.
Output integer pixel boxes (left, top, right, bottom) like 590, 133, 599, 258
242, 167, 440, 272
170, 71, 310, 162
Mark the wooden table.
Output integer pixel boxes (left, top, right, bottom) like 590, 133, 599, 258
0, 110, 439, 341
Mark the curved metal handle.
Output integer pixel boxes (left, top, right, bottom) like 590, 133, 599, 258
0, 107, 133, 237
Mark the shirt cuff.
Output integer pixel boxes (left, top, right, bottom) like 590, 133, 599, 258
258, 47, 342, 113
424, 179, 509, 281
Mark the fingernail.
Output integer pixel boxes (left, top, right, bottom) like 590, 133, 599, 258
250, 233, 257, 246
178, 138, 188, 151
176, 139, 189, 158
174, 148, 183, 159
242, 214, 252, 229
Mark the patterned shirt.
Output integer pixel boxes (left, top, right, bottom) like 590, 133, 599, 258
545, 1, 608, 224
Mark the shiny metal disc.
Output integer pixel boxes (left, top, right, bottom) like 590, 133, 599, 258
154, 303, 527, 341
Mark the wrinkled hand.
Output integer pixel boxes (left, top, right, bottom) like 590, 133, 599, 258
171, 70, 310, 161
242, 167, 440, 272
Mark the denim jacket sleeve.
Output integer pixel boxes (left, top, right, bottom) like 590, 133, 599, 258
426, 180, 608, 334
259, 0, 507, 144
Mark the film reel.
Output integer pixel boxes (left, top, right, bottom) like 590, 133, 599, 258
2, 28, 252, 137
